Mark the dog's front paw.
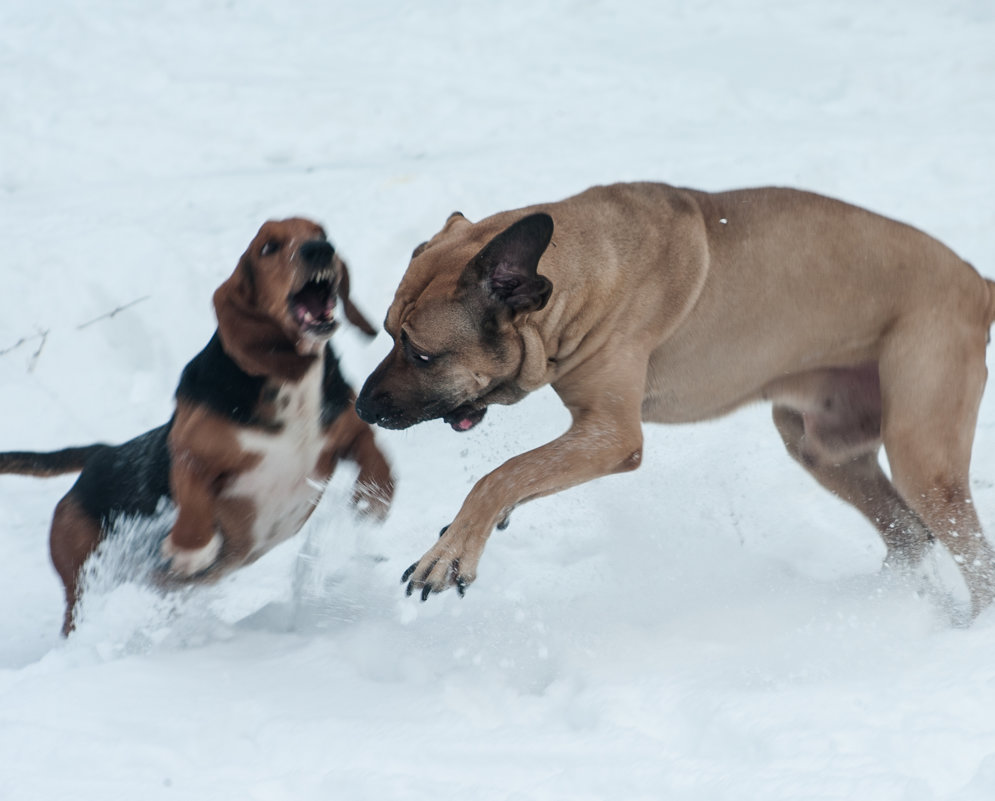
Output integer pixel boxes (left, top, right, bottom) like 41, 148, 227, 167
401, 525, 482, 601
161, 532, 223, 577
351, 479, 393, 522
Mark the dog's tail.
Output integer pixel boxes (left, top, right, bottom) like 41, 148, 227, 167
0, 444, 107, 477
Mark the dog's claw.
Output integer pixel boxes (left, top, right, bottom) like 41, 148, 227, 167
402, 553, 472, 600
405, 558, 440, 600
404, 529, 479, 601
496, 515, 510, 531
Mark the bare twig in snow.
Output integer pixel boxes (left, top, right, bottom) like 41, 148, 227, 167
0, 335, 31, 357
0, 328, 50, 372
28, 329, 48, 373
76, 295, 151, 330
1, 295, 150, 372
1, 329, 45, 358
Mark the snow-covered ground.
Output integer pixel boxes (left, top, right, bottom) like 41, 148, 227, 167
3, 1, 995, 798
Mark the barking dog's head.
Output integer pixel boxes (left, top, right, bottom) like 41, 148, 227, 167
214, 218, 376, 377
356, 211, 554, 432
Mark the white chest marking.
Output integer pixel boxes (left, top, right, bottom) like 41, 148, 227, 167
225, 365, 326, 554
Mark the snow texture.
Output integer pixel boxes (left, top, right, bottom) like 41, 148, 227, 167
2, 1, 995, 799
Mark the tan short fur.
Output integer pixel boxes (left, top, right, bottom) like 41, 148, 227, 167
357, 183, 995, 615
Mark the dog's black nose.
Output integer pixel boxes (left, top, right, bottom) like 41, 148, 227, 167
300, 240, 334, 267
356, 385, 405, 428
355, 391, 379, 424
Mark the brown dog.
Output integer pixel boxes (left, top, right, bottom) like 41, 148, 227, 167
1, 218, 394, 634
356, 183, 995, 616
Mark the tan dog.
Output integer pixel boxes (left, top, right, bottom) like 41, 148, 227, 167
356, 183, 995, 616
1, 218, 394, 634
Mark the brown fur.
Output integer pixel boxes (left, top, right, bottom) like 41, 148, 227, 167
3, 218, 394, 634
357, 183, 995, 616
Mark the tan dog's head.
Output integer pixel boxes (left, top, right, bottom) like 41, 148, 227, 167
356, 211, 553, 431
214, 217, 376, 377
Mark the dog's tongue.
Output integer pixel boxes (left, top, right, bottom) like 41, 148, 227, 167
300, 292, 327, 318
294, 284, 330, 318
445, 405, 487, 432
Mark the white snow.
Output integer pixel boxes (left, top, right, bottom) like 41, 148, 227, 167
3, 1, 995, 799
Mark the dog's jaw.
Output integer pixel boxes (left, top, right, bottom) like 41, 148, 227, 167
288, 268, 339, 341
356, 388, 490, 432
442, 404, 488, 432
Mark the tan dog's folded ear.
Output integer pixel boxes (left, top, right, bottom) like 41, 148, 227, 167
213, 255, 317, 381
336, 257, 378, 338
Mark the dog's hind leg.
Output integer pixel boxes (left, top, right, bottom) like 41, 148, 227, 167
878, 320, 995, 616
772, 398, 933, 569
49, 494, 103, 636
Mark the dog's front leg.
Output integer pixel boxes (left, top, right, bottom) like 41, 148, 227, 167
161, 452, 224, 577
403, 387, 645, 600
346, 423, 395, 521
320, 405, 396, 520
159, 406, 242, 577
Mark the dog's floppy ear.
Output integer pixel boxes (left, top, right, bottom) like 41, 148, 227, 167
213, 251, 316, 380
213, 251, 260, 358
335, 256, 378, 338
464, 212, 554, 315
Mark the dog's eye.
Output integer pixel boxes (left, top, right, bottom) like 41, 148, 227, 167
409, 345, 436, 366
260, 240, 282, 257
401, 330, 436, 366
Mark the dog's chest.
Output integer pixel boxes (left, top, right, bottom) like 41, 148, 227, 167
225, 366, 327, 553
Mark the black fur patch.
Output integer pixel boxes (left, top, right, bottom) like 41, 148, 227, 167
72, 330, 262, 528
176, 332, 266, 425
73, 423, 173, 524
71, 333, 351, 531
321, 343, 353, 427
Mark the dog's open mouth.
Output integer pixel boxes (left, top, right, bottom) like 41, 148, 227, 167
442, 404, 487, 432
290, 271, 337, 335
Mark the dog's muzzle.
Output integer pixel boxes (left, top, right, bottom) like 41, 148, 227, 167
355, 388, 410, 429
356, 386, 488, 433
290, 240, 338, 336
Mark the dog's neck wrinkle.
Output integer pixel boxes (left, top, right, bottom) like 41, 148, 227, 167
516, 322, 552, 391
519, 293, 589, 389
